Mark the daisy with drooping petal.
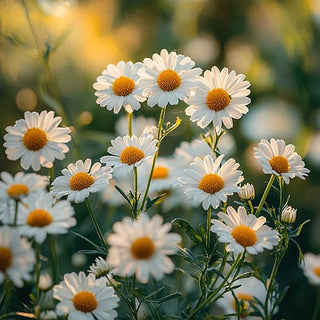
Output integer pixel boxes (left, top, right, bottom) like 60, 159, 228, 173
53, 271, 119, 320
93, 61, 145, 114
300, 253, 320, 286
139, 49, 202, 108
0, 226, 35, 287
211, 206, 279, 255
17, 193, 76, 244
107, 213, 181, 283
3, 110, 71, 171
51, 159, 112, 203
185, 66, 251, 129
100, 134, 158, 171
253, 138, 309, 184
178, 155, 243, 210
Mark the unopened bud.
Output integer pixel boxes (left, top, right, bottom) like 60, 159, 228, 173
281, 205, 297, 224
238, 183, 255, 201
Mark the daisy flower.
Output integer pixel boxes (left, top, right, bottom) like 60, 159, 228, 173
93, 61, 145, 114
217, 276, 268, 319
185, 66, 251, 129
115, 115, 156, 137
51, 159, 112, 203
254, 138, 309, 184
53, 271, 119, 320
178, 155, 243, 210
89, 256, 110, 278
107, 213, 181, 283
3, 110, 71, 171
139, 49, 202, 108
100, 134, 158, 170
300, 253, 320, 286
17, 193, 76, 244
0, 226, 35, 287
211, 206, 279, 255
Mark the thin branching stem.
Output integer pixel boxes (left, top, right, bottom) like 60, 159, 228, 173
256, 175, 275, 216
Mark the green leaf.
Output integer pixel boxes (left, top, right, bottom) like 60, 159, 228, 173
145, 193, 166, 211
114, 185, 131, 205
157, 292, 182, 303
289, 219, 310, 237
173, 218, 202, 244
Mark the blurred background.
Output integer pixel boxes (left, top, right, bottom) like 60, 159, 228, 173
1, 0, 320, 318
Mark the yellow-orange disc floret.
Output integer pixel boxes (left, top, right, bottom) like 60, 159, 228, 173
112, 76, 135, 96
231, 225, 258, 247
23, 128, 48, 151
157, 70, 181, 91
69, 173, 95, 191
198, 174, 224, 194
72, 291, 98, 313
131, 236, 155, 260
206, 88, 231, 111
26, 209, 53, 227
0, 247, 13, 272
269, 156, 290, 174
120, 146, 145, 166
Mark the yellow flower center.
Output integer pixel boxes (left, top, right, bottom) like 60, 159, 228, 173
72, 291, 98, 313
27, 209, 53, 227
269, 156, 289, 174
206, 88, 231, 111
7, 184, 29, 198
69, 172, 94, 191
198, 174, 224, 194
0, 247, 13, 272
157, 70, 181, 91
231, 225, 258, 247
23, 128, 48, 151
233, 293, 254, 317
112, 76, 135, 96
152, 166, 169, 179
131, 236, 155, 260
120, 146, 145, 165
314, 267, 320, 277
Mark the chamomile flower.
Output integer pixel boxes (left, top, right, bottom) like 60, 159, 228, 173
254, 138, 309, 184
89, 257, 110, 278
211, 206, 279, 255
107, 213, 181, 283
300, 253, 320, 286
185, 66, 250, 129
100, 134, 158, 170
93, 61, 145, 114
0, 226, 35, 287
53, 271, 119, 320
178, 155, 243, 210
139, 49, 202, 107
51, 159, 112, 203
3, 110, 71, 171
17, 193, 76, 244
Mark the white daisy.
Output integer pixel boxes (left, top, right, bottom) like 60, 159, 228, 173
178, 155, 243, 210
115, 115, 157, 137
216, 276, 268, 319
139, 49, 202, 108
185, 66, 251, 129
211, 206, 279, 255
300, 253, 320, 286
17, 193, 76, 244
93, 61, 145, 114
0, 226, 35, 287
89, 256, 110, 278
51, 159, 112, 203
53, 271, 119, 320
3, 110, 71, 171
254, 138, 309, 184
107, 213, 181, 283
100, 134, 158, 171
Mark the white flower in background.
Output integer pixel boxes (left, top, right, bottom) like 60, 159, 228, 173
0, 226, 35, 287
100, 135, 158, 171
53, 272, 119, 320
40, 272, 53, 291
238, 183, 255, 201
71, 252, 87, 268
89, 256, 110, 278
178, 155, 243, 210
217, 276, 268, 319
115, 115, 157, 137
300, 253, 320, 286
40, 310, 57, 320
51, 159, 112, 203
254, 138, 309, 184
281, 205, 297, 224
3, 111, 71, 171
107, 213, 181, 283
17, 193, 76, 244
139, 49, 202, 107
185, 66, 250, 130
93, 61, 145, 114
211, 206, 279, 255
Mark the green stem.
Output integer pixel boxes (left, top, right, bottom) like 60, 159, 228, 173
128, 112, 133, 137
206, 207, 212, 253
133, 166, 139, 220
48, 235, 59, 284
139, 107, 166, 212
49, 167, 54, 186
248, 200, 254, 214
278, 177, 284, 214
35, 243, 41, 303
0, 278, 13, 313
13, 200, 19, 227
312, 286, 320, 320
85, 198, 107, 249
256, 175, 275, 216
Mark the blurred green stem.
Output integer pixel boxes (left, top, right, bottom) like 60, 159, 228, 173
312, 286, 320, 320
35, 242, 41, 303
48, 235, 59, 284
206, 207, 212, 252
256, 175, 275, 216
128, 112, 133, 137
13, 200, 19, 227
133, 166, 139, 220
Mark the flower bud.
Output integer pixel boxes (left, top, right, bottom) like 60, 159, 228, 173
281, 205, 297, 224
238, 183, 255, 201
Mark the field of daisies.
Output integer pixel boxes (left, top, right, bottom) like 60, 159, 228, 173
1, 1, 320, 320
